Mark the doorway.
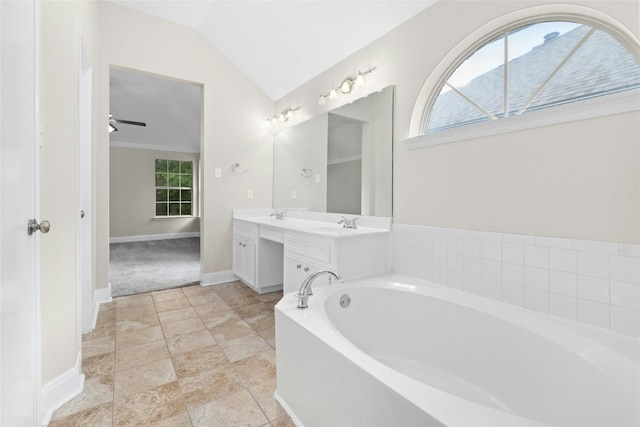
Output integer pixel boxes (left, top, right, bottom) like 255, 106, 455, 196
108, 67, 203, 297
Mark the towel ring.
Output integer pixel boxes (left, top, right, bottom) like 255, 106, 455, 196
231, 162, 248, 175
300, 168, 313, 178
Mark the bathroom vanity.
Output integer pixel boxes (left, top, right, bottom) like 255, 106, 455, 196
232, 209, 391, 294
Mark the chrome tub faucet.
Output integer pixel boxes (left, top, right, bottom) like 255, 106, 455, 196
297, 270, 341, 309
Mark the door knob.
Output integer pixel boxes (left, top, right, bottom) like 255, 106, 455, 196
27, 219, 51, 235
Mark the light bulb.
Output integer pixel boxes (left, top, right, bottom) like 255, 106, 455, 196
286, 109, 293, 119
318, 95, 326, 105
329, 88, 338, 99
340, 79, 352, 94
355, 72, 365, 87
271, 117, 278, 125
278, 113, 286, 122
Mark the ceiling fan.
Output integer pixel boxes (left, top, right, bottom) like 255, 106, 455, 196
109, 114, 146, 133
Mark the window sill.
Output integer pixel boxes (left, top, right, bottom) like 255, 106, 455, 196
402, 90, 640, 150
153, 216, 199, 220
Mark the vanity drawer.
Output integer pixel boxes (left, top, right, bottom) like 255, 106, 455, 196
284, 233, 333, 267
233, 220, 257, 241
259, 227, 284, 244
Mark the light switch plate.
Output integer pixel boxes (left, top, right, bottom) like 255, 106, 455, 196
247, 189, 253, 199
215, 168, 221, 178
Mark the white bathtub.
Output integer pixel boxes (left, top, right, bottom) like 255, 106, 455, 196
275, 273, 639, 426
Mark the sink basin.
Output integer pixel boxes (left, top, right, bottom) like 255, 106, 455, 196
310, 226, 357, 234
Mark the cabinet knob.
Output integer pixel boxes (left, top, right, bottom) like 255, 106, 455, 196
238, 242, 243, 246
304, 267, 309, 272
296, 264, 301, 269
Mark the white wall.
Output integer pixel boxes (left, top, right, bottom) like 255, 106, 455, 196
109, 146, 200, 238
274, 0, 640, 244
96, 2, 274, 291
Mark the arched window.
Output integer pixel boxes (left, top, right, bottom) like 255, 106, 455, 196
423, 20, 640, 135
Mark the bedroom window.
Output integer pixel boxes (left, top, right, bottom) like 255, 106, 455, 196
155, 159, 193, 216
425, 20, 640, 134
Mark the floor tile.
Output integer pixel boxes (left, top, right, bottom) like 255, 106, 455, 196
171, 345, 228, 379
82, 336, 115, 359
155, 297, 192, 313
83, 352, 115, 379
162, 316, 207, 338
49, 401, 113, 427
245, 312, 276, 332
188, 389, 269, 427
116, 303, 158, 321
148, 411, 193, 427
115, 293, 154, 308
116, 324, 165, 349
113, 381, 186, 426
117, 313, 160, 332
231, 349, 276, 387
158, 306, 198, 324
151, 288, 186, 303
181, 284, 211, 297
271, 414, 297, 427
258, 326, 276, 348
186, 292, 225, 307
166, 329, 216, 355
115, 339, 169, 371
235, 302, 272, 319
249, 377, 286, 421
218, 332, 272, 363
209, 318, 255, 343
115, 357, 176, 398
179, 368, 245, 409
50, 374, 114, 420
197, 309, 240, 329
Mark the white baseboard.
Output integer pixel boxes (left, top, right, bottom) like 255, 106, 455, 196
110, 232, 200, 244
40, 354, 84, 426
274, 391, 304, 427
90, 283, 113, 330
200, 270, 237, 287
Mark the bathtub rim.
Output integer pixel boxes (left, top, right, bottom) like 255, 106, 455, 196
275, 273, 639, 427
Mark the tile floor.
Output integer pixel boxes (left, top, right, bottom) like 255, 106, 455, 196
50, 281, 294, 427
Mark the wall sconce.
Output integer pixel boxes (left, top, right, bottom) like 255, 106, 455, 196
268, 107, 301, 125
318, 66, 376, 105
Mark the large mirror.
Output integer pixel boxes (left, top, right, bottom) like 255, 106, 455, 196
274, 85, 393, 216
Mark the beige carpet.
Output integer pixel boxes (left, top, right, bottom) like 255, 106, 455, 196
109, 238, 200, 297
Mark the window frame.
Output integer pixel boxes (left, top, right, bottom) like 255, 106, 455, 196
154, 158, 195, 218
404, 7, 640, 149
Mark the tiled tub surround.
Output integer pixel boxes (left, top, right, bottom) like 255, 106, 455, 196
393, 224, 640, 337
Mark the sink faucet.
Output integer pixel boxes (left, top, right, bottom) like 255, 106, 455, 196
270, 210, 285, 220
297, 270, 341, 309
338, 216, 358, 229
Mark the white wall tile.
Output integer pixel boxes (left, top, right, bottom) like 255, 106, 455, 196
463, 275, 482, 295
503, 233, 535, 245
524, 266, 549, 291
464, 238, 482, 258
433, 268, 447, 286
549, 248, 577, 273
577, 252, 610, 279
535, 236, 573, 249
433, 252, 447, 269
447, 236, 464, 255
525, 246, 549, 269
481, 278, 501, 301
482, 259, 502, 280
577, 276, 610, 303
482, 240, 502, 261
464, 256, 482, 276
406, 230, 420, 248
524, 287, 549, 313
433, 235, 447, 252
578, 299, 610, 329
502, 283, 524, 306
610, 255, 640, 284
549, 271, 577, 296
447, 254, 464, 273
417, 265, 433, 282
619, 244, 640, 258
502, 243, 524, 265
448, 271, 464, 290
550, 293, 577, 321
477, 231, 502, 242
611, 306, 640, 337
502, 263, 524, 285
419, 233, 433, 251
611, 281, 640, 310
573, 240, 618, 254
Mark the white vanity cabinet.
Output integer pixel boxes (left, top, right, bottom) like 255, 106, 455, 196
232, 221, 257, 287
232, 210, 391, 296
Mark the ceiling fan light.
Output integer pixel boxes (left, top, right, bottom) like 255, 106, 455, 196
329, 88, 338, 99
355, 72, 365, 87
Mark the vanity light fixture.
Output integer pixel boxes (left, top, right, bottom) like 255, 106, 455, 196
267, 106, 301, 125
317, 66, 376, 105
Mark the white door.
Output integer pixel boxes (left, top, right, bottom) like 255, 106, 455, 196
0, 1, 40, 425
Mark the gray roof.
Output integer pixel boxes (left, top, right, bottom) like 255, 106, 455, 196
427, 24, 640, 132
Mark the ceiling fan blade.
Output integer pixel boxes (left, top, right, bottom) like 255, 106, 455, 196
114, 119, 147, 127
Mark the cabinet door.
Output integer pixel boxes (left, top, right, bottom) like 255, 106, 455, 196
283, 256, 332, 295
232, 235, 242, 277
242, 240, 256, 286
